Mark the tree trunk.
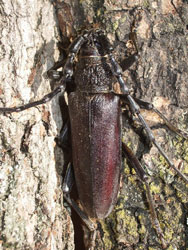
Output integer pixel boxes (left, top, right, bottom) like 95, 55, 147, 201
0, 0, 188, 249
0, 1, 74, 249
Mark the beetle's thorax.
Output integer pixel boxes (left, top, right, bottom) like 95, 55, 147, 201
77, 41, 109, 66
75, 35, 114, 93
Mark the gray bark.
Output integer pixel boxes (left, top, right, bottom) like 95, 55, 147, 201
0, 0, 188, 249
0, 1, 74, 249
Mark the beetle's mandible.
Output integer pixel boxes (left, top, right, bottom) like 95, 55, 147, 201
0, 29, 188, 249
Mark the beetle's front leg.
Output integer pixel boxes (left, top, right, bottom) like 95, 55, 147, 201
0, 31, 89, 113
48, 31, 89, 82
47, 59, 66, 80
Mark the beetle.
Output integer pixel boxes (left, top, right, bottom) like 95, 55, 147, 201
0, 29, 188, 249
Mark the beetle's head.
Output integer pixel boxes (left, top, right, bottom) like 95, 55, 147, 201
79, 29, 112, 58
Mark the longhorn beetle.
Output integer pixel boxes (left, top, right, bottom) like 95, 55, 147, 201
0, 29, 188, 249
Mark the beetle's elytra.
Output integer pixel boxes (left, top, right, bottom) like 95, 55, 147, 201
0, 29, 187, 249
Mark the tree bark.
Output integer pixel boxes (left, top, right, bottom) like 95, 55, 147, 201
0, 1, 74, 249
0, 0, 188, 249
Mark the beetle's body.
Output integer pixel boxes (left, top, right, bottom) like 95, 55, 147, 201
69, 93, 121, 218
68, 37, 121, 218
1, 29, 187, 249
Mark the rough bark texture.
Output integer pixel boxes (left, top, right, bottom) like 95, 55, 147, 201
0, 0, 188, 250
0, 1, 74, 250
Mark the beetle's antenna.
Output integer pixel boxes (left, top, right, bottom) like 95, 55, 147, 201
0, 84, 66, 113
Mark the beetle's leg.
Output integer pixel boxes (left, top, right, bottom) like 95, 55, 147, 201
63, 194, 96, 232
62, 162, 74, 194
0, 31, 89, 113
120, 53, 138, 72
63, 163, 97, 250
133, 97, 188, 139
107, 52, 188, 184
120, 92, 188, 184
47, 58, 65, 80
47, 31, 88, 80
97, 30, 138, 71
57, 121, 97, 249
62, 31, 89, 79
122, 97, 188, 139
122, 142, 167, 249
59, 120, 97, 249
100, 31, 188, 183
56, 120, 71, 149
120, 93, 188, 184
64, 195, 97, 250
